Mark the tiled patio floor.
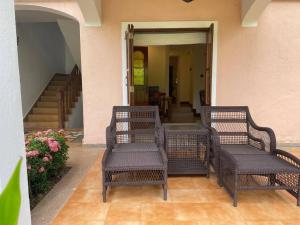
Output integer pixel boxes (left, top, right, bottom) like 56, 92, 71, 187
51, 149, 300, 225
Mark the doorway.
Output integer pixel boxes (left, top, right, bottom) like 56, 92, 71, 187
122, 21, 217, 122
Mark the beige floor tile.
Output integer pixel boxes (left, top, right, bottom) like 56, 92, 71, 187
53, 202, 109, 223
246, 222, 284, 225
141, 203, 175, 221
169, 189, 207, 203
69, 188, 102, 203
105, 203, 141, 221
105, 221, 140, 225
52, 220, 104, 225
173, 203, 209, 221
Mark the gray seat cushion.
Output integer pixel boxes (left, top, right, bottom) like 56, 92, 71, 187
106, 151, 163, 170
221, 144, 268, 155
231, 154, 300, 174
113, 143, 158, 152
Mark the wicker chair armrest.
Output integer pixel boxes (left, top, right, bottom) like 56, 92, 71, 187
102, 146, 112, 169
220, 150, 238, 170
106, 125, 115, 148
159, 147, 168, 165
204, 125, 221, 158
248, 133, 265, 150
274, 149, 300, 169
155, 125, 165, 148
247, 115, 276, 152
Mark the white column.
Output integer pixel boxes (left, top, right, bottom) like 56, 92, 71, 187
0, 1, 31, 224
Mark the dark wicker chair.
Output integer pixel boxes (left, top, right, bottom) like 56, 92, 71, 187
201, 106, 300, 206
102, 106, 168, 202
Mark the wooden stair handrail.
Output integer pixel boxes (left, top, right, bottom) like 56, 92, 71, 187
57, 64, 82, 128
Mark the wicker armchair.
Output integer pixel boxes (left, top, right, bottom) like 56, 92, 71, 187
200, 106, 276, 180
102, 106, 168, 202
201, 106, 300, 206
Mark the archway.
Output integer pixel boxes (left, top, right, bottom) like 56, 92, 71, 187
15, 5, 84, 131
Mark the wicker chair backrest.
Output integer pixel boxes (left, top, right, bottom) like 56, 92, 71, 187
201, 106, 250, 145
111, 106, 160, 144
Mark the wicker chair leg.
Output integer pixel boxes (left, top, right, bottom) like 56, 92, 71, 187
233, 172, 238, 207
163, 184, 168, 201
102, 186, 107, 202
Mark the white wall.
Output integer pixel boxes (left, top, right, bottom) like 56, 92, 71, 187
0, 1, 31, 224
65, 92, 84, 128
134, 32, 206, 46
17, 22, 66, 117
57, 19, 81, 69
148, 46, 169, 93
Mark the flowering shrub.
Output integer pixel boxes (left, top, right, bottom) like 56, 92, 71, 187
25, 129, 69, 195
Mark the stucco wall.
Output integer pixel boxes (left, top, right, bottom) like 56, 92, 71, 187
17, 22, 66, 117
15, 0, 300, 144
0, 1, 31, 224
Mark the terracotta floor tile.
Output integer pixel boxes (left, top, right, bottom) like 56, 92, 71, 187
141, 220, 175, 225
204, 203, 245, 224
141, 203, 175, 221
173, 203, 209, 221
69, 188, 102, 203
245, 222, 285, 225
52, 220, 104, 225
169, 189, 207, 203
52, 202, 109, 223
106, 203, 141, 221
105, 221, 140, 225
237, 203, 276, 221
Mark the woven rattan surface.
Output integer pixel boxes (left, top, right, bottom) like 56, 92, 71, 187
102, 106, 167, 202
221, 144, 269, 155
164, 124, 210, 175
200, 106, 277, 183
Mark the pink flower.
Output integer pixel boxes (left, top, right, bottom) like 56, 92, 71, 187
47, 139, 60, 152
25, 141, 30, 146
26, 150, 39, 158
38, 167, 45, 173
44, 129, 53, 135
34, 131, 42, 137
43, 156, 49, 162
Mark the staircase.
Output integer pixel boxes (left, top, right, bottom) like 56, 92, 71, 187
24, 65, 82, 131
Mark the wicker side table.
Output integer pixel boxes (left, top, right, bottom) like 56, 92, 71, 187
164, 124, 210, 176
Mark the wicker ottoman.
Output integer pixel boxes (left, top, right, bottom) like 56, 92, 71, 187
220, 149, 300, 206
164, 124, 210, 176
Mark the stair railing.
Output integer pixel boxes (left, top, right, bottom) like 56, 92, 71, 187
57, 65, 82, 128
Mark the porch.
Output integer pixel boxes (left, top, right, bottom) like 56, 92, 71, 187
47, 143, 300, 225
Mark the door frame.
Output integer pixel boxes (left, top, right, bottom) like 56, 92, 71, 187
121, 21, 218, 106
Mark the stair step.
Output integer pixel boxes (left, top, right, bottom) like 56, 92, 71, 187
44, 90, 57, 96
41, 96, 57, 102
37, 101, 58, 108
33, 107, 58, 114
24, 121, 59, 129
47, 85, 64, 91
52, 75, 68, 81
50, 80, 67, 86
27, 114, 58, 122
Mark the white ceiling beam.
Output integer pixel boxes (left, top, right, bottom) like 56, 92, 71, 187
76, 0, 101, 27
241, 0, 271, 27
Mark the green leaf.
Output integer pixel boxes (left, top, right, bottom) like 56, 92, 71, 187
0, 158, 22, 225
